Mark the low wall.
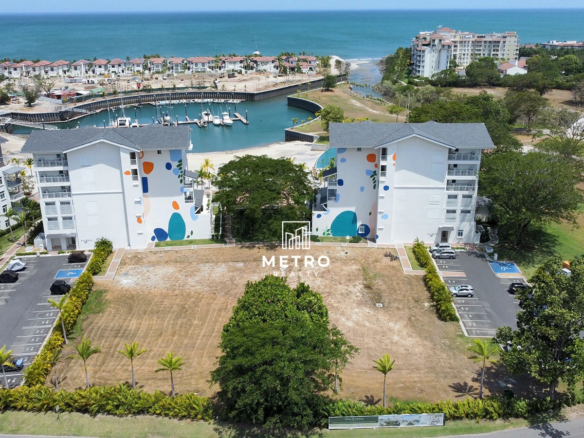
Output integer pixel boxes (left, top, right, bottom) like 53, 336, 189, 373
284, 96, 324, 143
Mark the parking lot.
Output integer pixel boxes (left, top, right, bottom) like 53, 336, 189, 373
435, 251, 525, 338
0, 255, 87, 388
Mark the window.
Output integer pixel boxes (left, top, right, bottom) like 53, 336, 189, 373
0, 192, 4, 200
458, 230, 464, 237
157, 150, 162, 154
358, 225, 365, 234
357, 148, 361, 152
380, 165, 387, 178
1, 205, 5, 214
4, 220, 8, 227
131, 169, 139, 182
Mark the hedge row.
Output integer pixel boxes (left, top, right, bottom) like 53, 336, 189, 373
23, 271, 94, 386
323, 394, 581, 424
86, 238, 113, 275
412, 239, 458, 322
0, 385, 212, 421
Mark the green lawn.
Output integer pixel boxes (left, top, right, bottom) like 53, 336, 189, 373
498, 204, 584, 280
96, 252, 115, 276
405, 246, 425, 271
0, 226, 24, 256
155, 238, 226, 248
0, 411, 533, 438
69, 289, 108, 340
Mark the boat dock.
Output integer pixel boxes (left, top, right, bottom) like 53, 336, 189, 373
233, 113, 249, 125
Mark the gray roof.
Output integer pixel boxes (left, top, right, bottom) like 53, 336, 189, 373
329, 121, 494, 150
22, 126, 191, 154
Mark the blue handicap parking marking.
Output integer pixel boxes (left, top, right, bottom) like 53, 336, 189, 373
488, 261, 521, 275
55, 269, 83, 279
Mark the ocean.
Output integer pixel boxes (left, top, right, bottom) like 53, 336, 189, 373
1, 9, 583, 62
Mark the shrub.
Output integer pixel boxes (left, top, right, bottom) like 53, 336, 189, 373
413, 238, 458, 322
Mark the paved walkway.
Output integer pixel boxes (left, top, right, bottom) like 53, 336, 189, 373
93, 248, 125, 281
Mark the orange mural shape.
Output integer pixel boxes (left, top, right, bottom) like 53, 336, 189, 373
172, 201, 180, 210
392, 153, 396, 166
124, 170, 131, 175
143, 162, 154, 175
137, 217, 143, 224
366, 153, 376, 163
138, 151, 144, 159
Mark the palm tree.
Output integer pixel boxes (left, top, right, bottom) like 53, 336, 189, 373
10, 158, 22, 166
17, 212, 27, 245
24, 158, 34, 177
0, 345, 15, 389
48, 295, 69, 344
75, 336, 101, 388
1, 207, 19, 243
373, 353, 395, 408
155, 351, 184, 397
468, 339, 499, 399
117, 342, 147, 389
292, 117, 298, 128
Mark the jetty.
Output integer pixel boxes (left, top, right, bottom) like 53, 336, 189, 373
233, 113, 249, 125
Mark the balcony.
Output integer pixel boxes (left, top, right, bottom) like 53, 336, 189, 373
45, 206, 58, 215
42, 191, 71, 199
448, 153, 480, 161
444, 214, 457, 222
447, 185, 476, 192
6, 178, 22, 187
47, 221, 60, 231
62, 220, 75, 229
9, 191, 24, 201
447, 169, 476, 176
36, 159, 68, 167
60, 204, 73, 214
39, 175, 70, 183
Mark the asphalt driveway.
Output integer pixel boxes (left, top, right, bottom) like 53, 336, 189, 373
0, 255, 86, 388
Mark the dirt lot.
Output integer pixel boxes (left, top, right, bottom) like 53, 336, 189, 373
53, 246, 500, 403
451, 86, 576, 109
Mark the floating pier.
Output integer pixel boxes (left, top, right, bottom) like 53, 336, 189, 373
233, 112, 249, 125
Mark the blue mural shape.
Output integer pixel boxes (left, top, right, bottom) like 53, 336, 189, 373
365, 169, 374, 176
381, 214, 389, 219
360, 186, 365, 192
172, 167, 180, 175
165, 162, 172, 170
324, 208, 331, 215
340, 157, 346, 163
190, 206, 199, 221
153, 228, 168, 241
383, 185, 389, 191
337, 148, 347, 154
169, 149, 182, 162
168, 212, 186, 240
141, 177, 149, 193
338, 179, 344, 186
357, 224, 371, 237
317, 213, 322, 218
330, 211, 357, 237
335, 193, 340, 203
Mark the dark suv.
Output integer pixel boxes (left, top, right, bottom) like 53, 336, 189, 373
508, 282, 528, 294
68, 251, 87, 263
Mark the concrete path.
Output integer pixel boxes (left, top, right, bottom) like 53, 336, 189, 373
92, 248, 125, 281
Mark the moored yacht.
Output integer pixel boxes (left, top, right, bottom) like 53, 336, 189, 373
222, 112, 233, 126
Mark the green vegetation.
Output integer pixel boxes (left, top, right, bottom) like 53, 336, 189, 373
496, 256, 584, 400
96, 252, 115, 276
86, 237, 113, 275
380, 47, 411, 83
70, 289, 108, 340
412, 240, 458, 322
404, 246, 424, 270
0, 226, 23, 255
467, 340, 499, 400
117, 342, 147, 390
75, 337, 102, 389
322, 74, 337, 90
315, 104, 344, 132
373, 354, 395, 408
310, 235, 364, 243
154, 238, 226, 247
155, 352, 184, 397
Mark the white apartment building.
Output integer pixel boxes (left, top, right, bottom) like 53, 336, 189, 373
0, 162, 26, 231
22, 127, 212, 251
411, 28, 519, 77
312, 122, 494, 244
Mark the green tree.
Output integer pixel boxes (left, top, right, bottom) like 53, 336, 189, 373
316, 104, 344, 132
558, 55, 580, 76
330, 325, 359, 393
480, 152, 584, 247
0, 90, 9, 105
211, 276, 356, 428
17, 212, 27, 244
465, 57, 500, 87
0, 345, 15, 389
213, 156, 312, 241
572, 80, 584, 106
23, 157, 34, 177
467, 340, 498, 399
504, 90, 549, 126
323, 74, 337, 91
118, 342, 147, 389
291, 117, 298, 127
387, 104, 406, 122
155, 351, 184, 397
48, 295, 69, 345
22, 85, 39, 107
381, 47, 411, 83
495, 256, 584, 400
75, 336, 101, 388
535, 132, 584, 162
373, 353, 395, 408
1, 207, 20, 242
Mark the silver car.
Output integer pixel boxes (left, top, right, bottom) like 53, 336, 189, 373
449, 285, 475, 297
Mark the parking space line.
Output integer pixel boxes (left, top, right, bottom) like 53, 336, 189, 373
17, 334, 45, 338
462, 319, 491, 322
458, 312, 488, 314
22, 325, 53, 329
15, 352, 40, 356
32, 310, 57, 313
28, 317, 56, 320
11, 343, 44, 347
36, 303, 50, 306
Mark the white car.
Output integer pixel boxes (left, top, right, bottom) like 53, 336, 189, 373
449, 284, 474, 297
7, 259, 26, 272
431, 243, 452, 253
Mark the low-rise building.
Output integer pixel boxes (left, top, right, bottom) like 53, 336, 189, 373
71, 60, 91, 77
312, 122, 494, 244
187, 56, 215, 72
148, 57, 166, 73
0, 163, 26, 231
92, 59, 109, 75
167, 57, 185, 74
108, 58, 127, 75
129, 58, 145, 73
31, 60, 52, 77
0, 61, 11, 76
498, 59, 528, 76
541, 40, 584, 50
22, 126, 212, 251
48, 60, 70, 77
253, 56, 277, 73
222, 56, 244, 71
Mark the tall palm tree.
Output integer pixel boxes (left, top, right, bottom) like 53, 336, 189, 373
373, 353, 395, 408
48, 295, 69, 345
10, 158, 22, 166
24, 158, 34, 177
0, 345, 15, 389
155, 351, 184, 397
468, 339, 499, 399
17, 212, 27, 245
117, 342, 147, 389
75, 336, 101, 389
1, 207, 19, 243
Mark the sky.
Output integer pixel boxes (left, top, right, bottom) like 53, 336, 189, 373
1, 1, 584, 13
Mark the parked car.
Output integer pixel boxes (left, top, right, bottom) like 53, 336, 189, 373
0, 271, 18, 283
449, 285, 475, 298
0, 357, 24, 373
50, 280, 72, 296
68, 251, 87, 263
432, 249, 456, 259
508, 282, 528, 294
6, 259, 26, 272
430, 243, 452, 253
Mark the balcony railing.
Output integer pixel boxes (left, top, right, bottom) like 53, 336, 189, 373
448, 153, 479, 161
447, 169, 476, 176
45, 206, 58, 215
184, 194, 194, 203
130, 159, 137, 166
326, 179, 337, 186
62, 220, 75, 229
60, 205, 73, 214
10, 191, 24, 200
6, 178, 22, 187
36, 159, 68, 167
446, 200, 458, 207
47, 221, 60, 231
39, 175, 70, 183
445, 215, 457, 222
184, 181, 193, 188
42, 191, 72, 198
460, 213, 472, 221
447, 185, 476, 192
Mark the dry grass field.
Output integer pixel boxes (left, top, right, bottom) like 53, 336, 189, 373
53, 246, 497, 403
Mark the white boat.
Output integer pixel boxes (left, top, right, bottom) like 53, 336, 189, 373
131, 121, 139, 128
163, 112, 171, 122
116, 117, 132, 128
202, 110, 213, 123
222, 112, 233, 126
212, 115, 221, 126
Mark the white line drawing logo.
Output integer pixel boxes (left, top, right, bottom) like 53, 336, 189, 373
281, 221, 311, 250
